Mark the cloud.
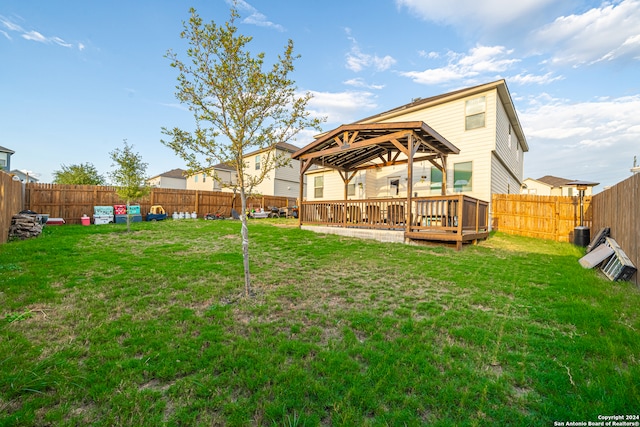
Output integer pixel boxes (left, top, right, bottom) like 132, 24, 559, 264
509, 72, 563, 85
0, 15, 24, 32
343, 78, 385, 90
520, 93, 640, 186
396, 0, 556, 30
400, 45, 519, 85
534, 0, 640, 67
345, 29, 396, 72
228, 0, 285, 32
1, 14, 80, 49
306, 90, 379, 124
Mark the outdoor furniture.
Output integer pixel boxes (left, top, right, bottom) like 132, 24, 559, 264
366, 205, 381, 224
347, 205, 362, 223
387, 204, 405, 225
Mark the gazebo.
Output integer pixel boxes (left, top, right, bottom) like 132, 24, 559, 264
291, 121, 489, 249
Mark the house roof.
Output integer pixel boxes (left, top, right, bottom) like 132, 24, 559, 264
534, 175, 576, 188
245, 142, 301, 157
212, 162, 235, 172
149, 168, 186, 180
292, 121, 459, 172
357, 79, 529, 152
0, 145, 15, 154
9, 170, 39, 182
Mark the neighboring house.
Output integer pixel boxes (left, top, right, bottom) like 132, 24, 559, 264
522, 175, 595, 196
245, 142, 301, 199
186, 163, 237, 192
303, 79, 528, 205
0, 146, 14, 172
9, 170, 39, 183
185, 143, 301, 199
147, 168, 187, 189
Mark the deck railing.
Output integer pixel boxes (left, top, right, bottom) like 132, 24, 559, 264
300, 195, 489, 236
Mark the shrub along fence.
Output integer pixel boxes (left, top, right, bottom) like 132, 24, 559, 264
491, 194, 592, 243
0, 171, 25, 244
22, 184, 296, 225
591, 173, 639, 285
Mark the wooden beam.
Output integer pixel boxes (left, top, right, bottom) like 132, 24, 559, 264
298, 130, 411, 161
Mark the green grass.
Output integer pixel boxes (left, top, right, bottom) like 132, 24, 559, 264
0, 219, 638, 426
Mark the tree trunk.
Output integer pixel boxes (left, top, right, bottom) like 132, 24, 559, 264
126, 201, 131, 233
240, 188, 251, 297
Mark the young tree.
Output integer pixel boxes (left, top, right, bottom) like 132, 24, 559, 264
162, 6, 323, 297
108, 140, 150, 232
52, 162, 106, 185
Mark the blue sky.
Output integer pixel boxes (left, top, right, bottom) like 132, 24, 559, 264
1, 0, 639, 191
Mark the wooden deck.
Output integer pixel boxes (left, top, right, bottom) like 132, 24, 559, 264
300, 195, 489, 250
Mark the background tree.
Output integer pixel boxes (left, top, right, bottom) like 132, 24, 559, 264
108, 140, 150, 232
52, 163, 106, 185
162, 6, 323, 297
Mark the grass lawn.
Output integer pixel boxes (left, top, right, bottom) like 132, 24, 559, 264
1, 219, 639, 426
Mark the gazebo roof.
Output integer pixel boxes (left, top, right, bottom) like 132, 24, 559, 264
292, 121, 459, 172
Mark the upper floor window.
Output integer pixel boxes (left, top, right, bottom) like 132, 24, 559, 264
465, 96, 486, 130
202, 173, 206, 183
255, 154, 261, 170
194, 175, 198, 183
314, 176, 323, 198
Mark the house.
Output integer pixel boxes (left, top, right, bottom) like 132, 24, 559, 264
186, 163, 236, 192
522, 175, 596, 196
0, 146, 14, 172
147, 168, 187, 189
185, 142, 301, 199
300, 79, 528, 205
9, 170, 39, 183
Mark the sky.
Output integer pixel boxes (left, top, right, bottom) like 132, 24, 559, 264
1, 0, 639, 192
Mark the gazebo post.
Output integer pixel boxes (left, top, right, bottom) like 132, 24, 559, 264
298, 161, 304, 227
441, 154, 448, 196
406, 134, 415, 234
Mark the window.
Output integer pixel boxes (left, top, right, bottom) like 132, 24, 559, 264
202, 173, 206, 183
347, 183, 356, 196
389, 178, 400, 196
194, 174, 198, 183
314, 176, 324, 198
465, 96, 486, 130
430, 167, 443, 194
567, 187, 574, 197
454, 162, 472, 192
0, 159, 5, 167
255, 154, 261, 170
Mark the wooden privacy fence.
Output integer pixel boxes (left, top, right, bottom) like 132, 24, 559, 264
491, 194, 592, 243
24, 184, 296, 225
591, 174, 639, 285
0, 171, 25, 244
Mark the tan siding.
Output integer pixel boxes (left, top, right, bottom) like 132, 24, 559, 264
300, 84, 525, 205
364, 89, 498, 203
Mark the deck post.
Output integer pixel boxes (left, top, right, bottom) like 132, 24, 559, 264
406, 134, 415, 234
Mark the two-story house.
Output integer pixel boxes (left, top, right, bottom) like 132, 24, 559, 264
0, 146, 14, 172
185, 142, 301, 198
300, 79, 528, 205
147, 168, 187, 189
